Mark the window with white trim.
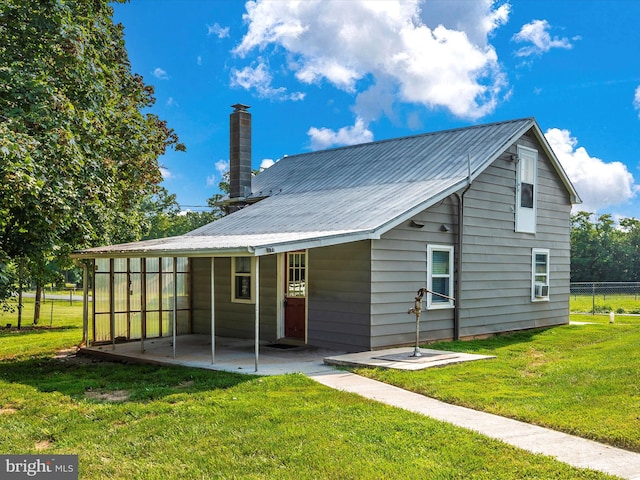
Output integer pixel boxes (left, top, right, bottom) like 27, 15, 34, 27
531, 248, 550, 301
232, 256, 255, 303
516, 145, 538, 233
427, 245, 455, 309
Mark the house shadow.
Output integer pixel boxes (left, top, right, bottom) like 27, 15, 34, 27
425, 326, 555, 354
0, 352, 257, 404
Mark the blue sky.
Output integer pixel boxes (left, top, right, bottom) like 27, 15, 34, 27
112, 0, 640, 220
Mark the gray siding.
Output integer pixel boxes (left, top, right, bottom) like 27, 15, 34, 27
368, 130, 572, 347
371, 199, 458, 348
458, 131, 571, 337
190, 256, 278, 341
308, 241, 372, 351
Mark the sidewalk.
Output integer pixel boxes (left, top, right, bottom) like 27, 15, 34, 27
309, 370, 640, 480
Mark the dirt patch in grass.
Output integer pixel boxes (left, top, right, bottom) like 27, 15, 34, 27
174, 380, 195, 389
0, 407, 17, 415
85, 389, 131, 402
35, 440, 51, 451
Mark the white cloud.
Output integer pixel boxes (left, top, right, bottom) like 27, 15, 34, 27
230, 61, 305, 101
206, 160, 230, 188
159, 167, 172, 179
234, 0, 510, 120
207, 23, 230, 38
166, 97, 178, 107
634, 85, 640, 117
544, 128, 637, 213
513, 19, 574, 57
215, 159, 229, 174
196, 55, 203, 66
152, 67, 169, 80
259, 158, 275, 170
307, 117, 374, 150
419, 0, 510, 47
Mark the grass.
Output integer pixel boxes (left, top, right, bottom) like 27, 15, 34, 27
0, 298, 85, 359
0, 300, 614, 479
356, 314, 640, 453
571, 293, 640, 313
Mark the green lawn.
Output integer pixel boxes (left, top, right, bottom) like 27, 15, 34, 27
0, 300, 614, 479
571, 293, 640, 313
356, 314, 640, 453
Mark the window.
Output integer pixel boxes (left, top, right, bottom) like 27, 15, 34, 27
286, 252, 306, 298
232, 256, 255, 303
427, 245, 454, 309
531, 248, 550, 301
515, 145, 538, 233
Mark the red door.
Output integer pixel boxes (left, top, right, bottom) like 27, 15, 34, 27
284, 252, 306, 339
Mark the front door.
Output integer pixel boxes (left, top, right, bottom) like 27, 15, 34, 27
284, 251, 306, 339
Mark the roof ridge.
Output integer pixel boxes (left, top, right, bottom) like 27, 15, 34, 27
281, 117, 535, 159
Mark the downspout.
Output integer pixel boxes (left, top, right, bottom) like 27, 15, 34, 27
453, 153, 473, 341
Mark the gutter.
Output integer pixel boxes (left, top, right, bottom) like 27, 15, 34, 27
453, 154, 473, 341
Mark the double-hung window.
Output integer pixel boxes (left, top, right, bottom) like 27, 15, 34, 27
531, 248, 550, 301
232, 257, 255, 303
427, 245, 454, 309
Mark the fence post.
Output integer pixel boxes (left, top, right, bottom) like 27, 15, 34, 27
592, 282, 595, 315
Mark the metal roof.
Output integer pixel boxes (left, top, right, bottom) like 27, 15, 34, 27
73, 118, 580, 258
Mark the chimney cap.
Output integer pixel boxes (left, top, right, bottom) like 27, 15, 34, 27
231, 103, 251, 112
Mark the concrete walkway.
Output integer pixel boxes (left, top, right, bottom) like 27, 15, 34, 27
309, 370, 640, 480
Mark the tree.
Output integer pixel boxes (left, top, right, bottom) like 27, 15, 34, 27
141, 187, 220, 240
570, 211, 597, 282
571, 212, 638, 282
0, 0, 184, 306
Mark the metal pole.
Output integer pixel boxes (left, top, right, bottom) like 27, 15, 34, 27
211, 257, 215, 364
255, 257, 260, 373
173, 257, 177, 359
110, 259, 115, 351
141, 259, 146, 354
409, 295, 422, 357
408, 288, 455, 358
82, 261, 89, 346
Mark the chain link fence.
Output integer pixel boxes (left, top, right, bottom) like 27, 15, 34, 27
570, 282, 640, 314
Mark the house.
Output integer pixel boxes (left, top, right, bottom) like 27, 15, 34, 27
72, 105, 581, 359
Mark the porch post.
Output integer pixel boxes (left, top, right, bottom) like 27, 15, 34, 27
110, 258, 115, 351
210, 257, 215, 364
255, 256, 260, 372
81, 261, 89, 346
173, 257, 177, 359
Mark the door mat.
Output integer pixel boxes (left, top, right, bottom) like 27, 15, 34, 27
265, 343, 300, 350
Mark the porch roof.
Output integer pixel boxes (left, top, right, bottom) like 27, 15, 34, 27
72, 176, 463, 258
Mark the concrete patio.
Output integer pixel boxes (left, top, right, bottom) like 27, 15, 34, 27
80, 334, 495, 375
81, 335, 343, 375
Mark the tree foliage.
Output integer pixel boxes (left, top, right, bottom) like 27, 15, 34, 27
140, 187, 222, 240
0, 0, 184, 301
571, 212, 640, 282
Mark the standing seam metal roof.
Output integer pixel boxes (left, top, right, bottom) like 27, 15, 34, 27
73, 118, 579, 257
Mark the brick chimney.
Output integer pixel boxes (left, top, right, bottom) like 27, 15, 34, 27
229, 103, 252, 201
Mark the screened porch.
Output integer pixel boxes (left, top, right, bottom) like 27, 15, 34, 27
91, 257, 191, 345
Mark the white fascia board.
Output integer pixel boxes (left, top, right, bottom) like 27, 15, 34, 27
70, 247, 254, 259
252, 230, 378, 256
